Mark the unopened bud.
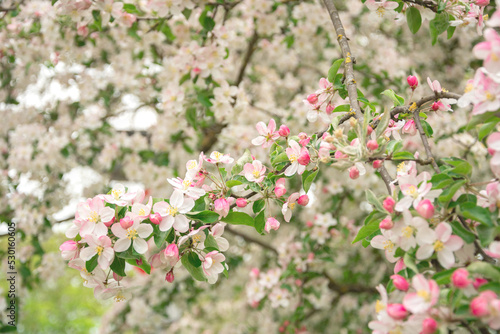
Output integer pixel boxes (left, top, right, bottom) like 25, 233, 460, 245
421, 318, 438, 334
416, 199, 435, 219
379, 217, 394, 230
390, 274, 409, 291
349, 166, 360, 179
383, 197, 396, 213
149, 212, 162, 225
452, 268, 472, 289
407, 75, 419, 90
367, 140, 379, 151
372, 160, 383, 169
386, 304, 408, 320
307, 94, 318, 104
349, 117, 357, 127
298, 194, 309, 206
120, 216, 134, 229
278, 125, 290, 137
236, 198, 248, 207
165, 270, 175, 283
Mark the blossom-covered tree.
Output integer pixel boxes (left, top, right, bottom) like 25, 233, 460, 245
1, 0, 500, 333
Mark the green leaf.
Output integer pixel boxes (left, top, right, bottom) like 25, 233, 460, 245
375, 109, 391, 139
302, 170, 318, 193
221, 211, 255, 227
186, 107, 197, 129
386, 140, 403, 155
392, 151, 415, 160
333, 104, 351, 113
403, 253, 419, 274
421, 120, 433, 137
406, 6, 422, 34
459, 202, 493, 226
154, 227, 173, 249
85, 254, 99, 273
438, 180, 466, 203
478, 282, 500, 295
477, 225, 497, 246
479, 121, 498, 141
226, 180, 243, 188
447, 23, 456, 39
467, 262, 500, 281
125, 257, 151, 274
366, 190, 385, 212
272, 152, 289, 166
186, 210, 220, 223
327, 58, 345, 83
450, 221, 476, 244
123, 3, 140, 14
432, 268, 455, 285
352, 211, 385, 244
253, 199, 266, 213
181, 253, 206, 281
110, 256, 126, 277
430, 174, 453, 189
381, 89, 404, 106
188, 251, 202, 267
199, 9, 215, 31
204, 234, 219, 250
254, 210, 266, 234
429, 12, 449, 45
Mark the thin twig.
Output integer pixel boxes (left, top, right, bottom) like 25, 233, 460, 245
378, 165, 393, 194
413, 106, 440, 173
322, 0, 362, 120
401, 0, 438, 12
458, 216, 496, 264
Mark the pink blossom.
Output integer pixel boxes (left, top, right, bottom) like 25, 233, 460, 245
80, 235, 114, 270
265, 217, 280, 233
386, 304, 408, 320
370, 228, 400, 263
204, 151, 234, 164
60, 240, 79, 260
306, 93, 318, 104
470, 290, 500, 329
427, 77, 442, 93
297, 149, 311, 166
458, 69, 500, 115
487, 132, 500, 177
165, 271, 175, 283
402, 120, 417, 136
153, 190, 194, 233
203, 251, 226, 284
421, 317, 438, 334
396, 172, 442, 212
365, 0, 399, 15
373, 160, 383, 169
284, 140, 307, 176
149, 212, 162, 225
416, 222, 464, 268
101, 183, 137, 206
474, 28, 500, 73
162, 243, 180, 268
367, 140, 379, 151
76, 197, 114, 237
243, 160, 266, 183
349, 166, 360, 179
251, 119, 280, 148
111, 218, 153, 254
130, 196, 153, 221
403, 274, 440, 314
379, 217, 394, 230
485, 241, 500, 258
167, 176, 206, 199
282, 193, 300, 222
214, 197, 231, 217
383, 196, 396, 213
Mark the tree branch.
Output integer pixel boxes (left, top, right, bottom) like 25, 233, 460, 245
401, 0, 438, 12
322, 0, 363, 120
413, 104, 440, 173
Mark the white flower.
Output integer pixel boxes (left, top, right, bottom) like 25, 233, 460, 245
111, 218, 153, 254
153, 190, 194, 233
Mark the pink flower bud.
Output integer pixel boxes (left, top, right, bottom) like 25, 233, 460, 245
298, 132, 311, 146
279, 326, 285, 333
431, 102, 440, 111
372, 160, 383, 169
386, 304, 408, 320
416, 199, 435, 219
421, 317, 438, 334
103, 216, 115, 227
390, 274, 409, 291
489, 148, 496, 155
113, 272, 123, 282
250, 268, 260, 279
265, 217, 280, 233
278, 125, 290, 137
306, 221, 314, 228
59, 240, 78, 252
149, 212, 162, 225
236, 198, 248, 207
306, 93, 318, 104
470, 295, 490, 317
452, 268, 472, 289
298, 194, 309, 206
214, 197, 230, 217
349, 166, 360, 179
283, 320, 290, 327
367, 125, 373, 135
164, 243, 179, 260
120, 216, 134, 229
383, 197, 396, 213
379, 217, 394, 230
402, 119, 417, 136
326, 103, 334, 115
473, 278, 488, 289
394, 258, 406, 274
367, 140, 379, 151
476, 0, 490, 7
165, 270, 175, 283
334, 150, 348, 159
407, 75, 418, 90
297, 149, 311, 166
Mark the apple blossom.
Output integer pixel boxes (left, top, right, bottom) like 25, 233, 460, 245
452, 268, 472, 289
243, 160, 266, 183
153, 190, 194, 233
265, 217, 280, 233
251, 119, 280, 148
80, 235, 114, 270
111, 218, 153, 254
203, 251, 226, 284
390, 275, 409, 292
403, 275, 440, 314
416, 223, 464, 268
284, 140, 307, 177
407, 75, 418, 90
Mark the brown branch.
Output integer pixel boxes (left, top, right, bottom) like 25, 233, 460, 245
458, 216, 496, 264
413, 104, 440, 173
322, 0, 362, 120
225, 225, 278, 254
378, 165, 393, 194
401, 0, 438, 12
235, 30, 259, 86
368, 156, 434, 165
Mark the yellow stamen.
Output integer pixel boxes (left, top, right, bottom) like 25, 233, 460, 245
167, 206, 178, 216
289, 203, 296, 210
89, 211, 99, 223
96, 246, 104, 256
376, 7, 385, 17
375, 300, 385, 313
289, 154, 298, 163
212, 151, 223, 160
417, 289, 430, 302
127, 229, 138, 240
383, 240, 395, 252
402, 226, 414, 238
433, 240, 444, 252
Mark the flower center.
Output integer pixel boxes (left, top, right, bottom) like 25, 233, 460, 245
486, 91, 496, 101
375, 300, 385, 313
407, 185, 418, 198
376, 7, 385, 17
433, 240, 444, 252
397, 162, 406, 172
114, 292, 126, 302
402, 226, 414, 238
383, 240, 395, 252
192, 234, 202, 246
464, 83, 473, 93
138, 208, 146, 216
182, 179, 192, 189
127, 228, 138, 240
289, 154, 298, 163
168, 205, 178, 216
89, 211, 99, 223
213, 151, 223, 160
187, 160, 197, 170
96, 245, 104, 256
417, 289, 430, 302
252, 169, 261, 178
289, 203, 296, 210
